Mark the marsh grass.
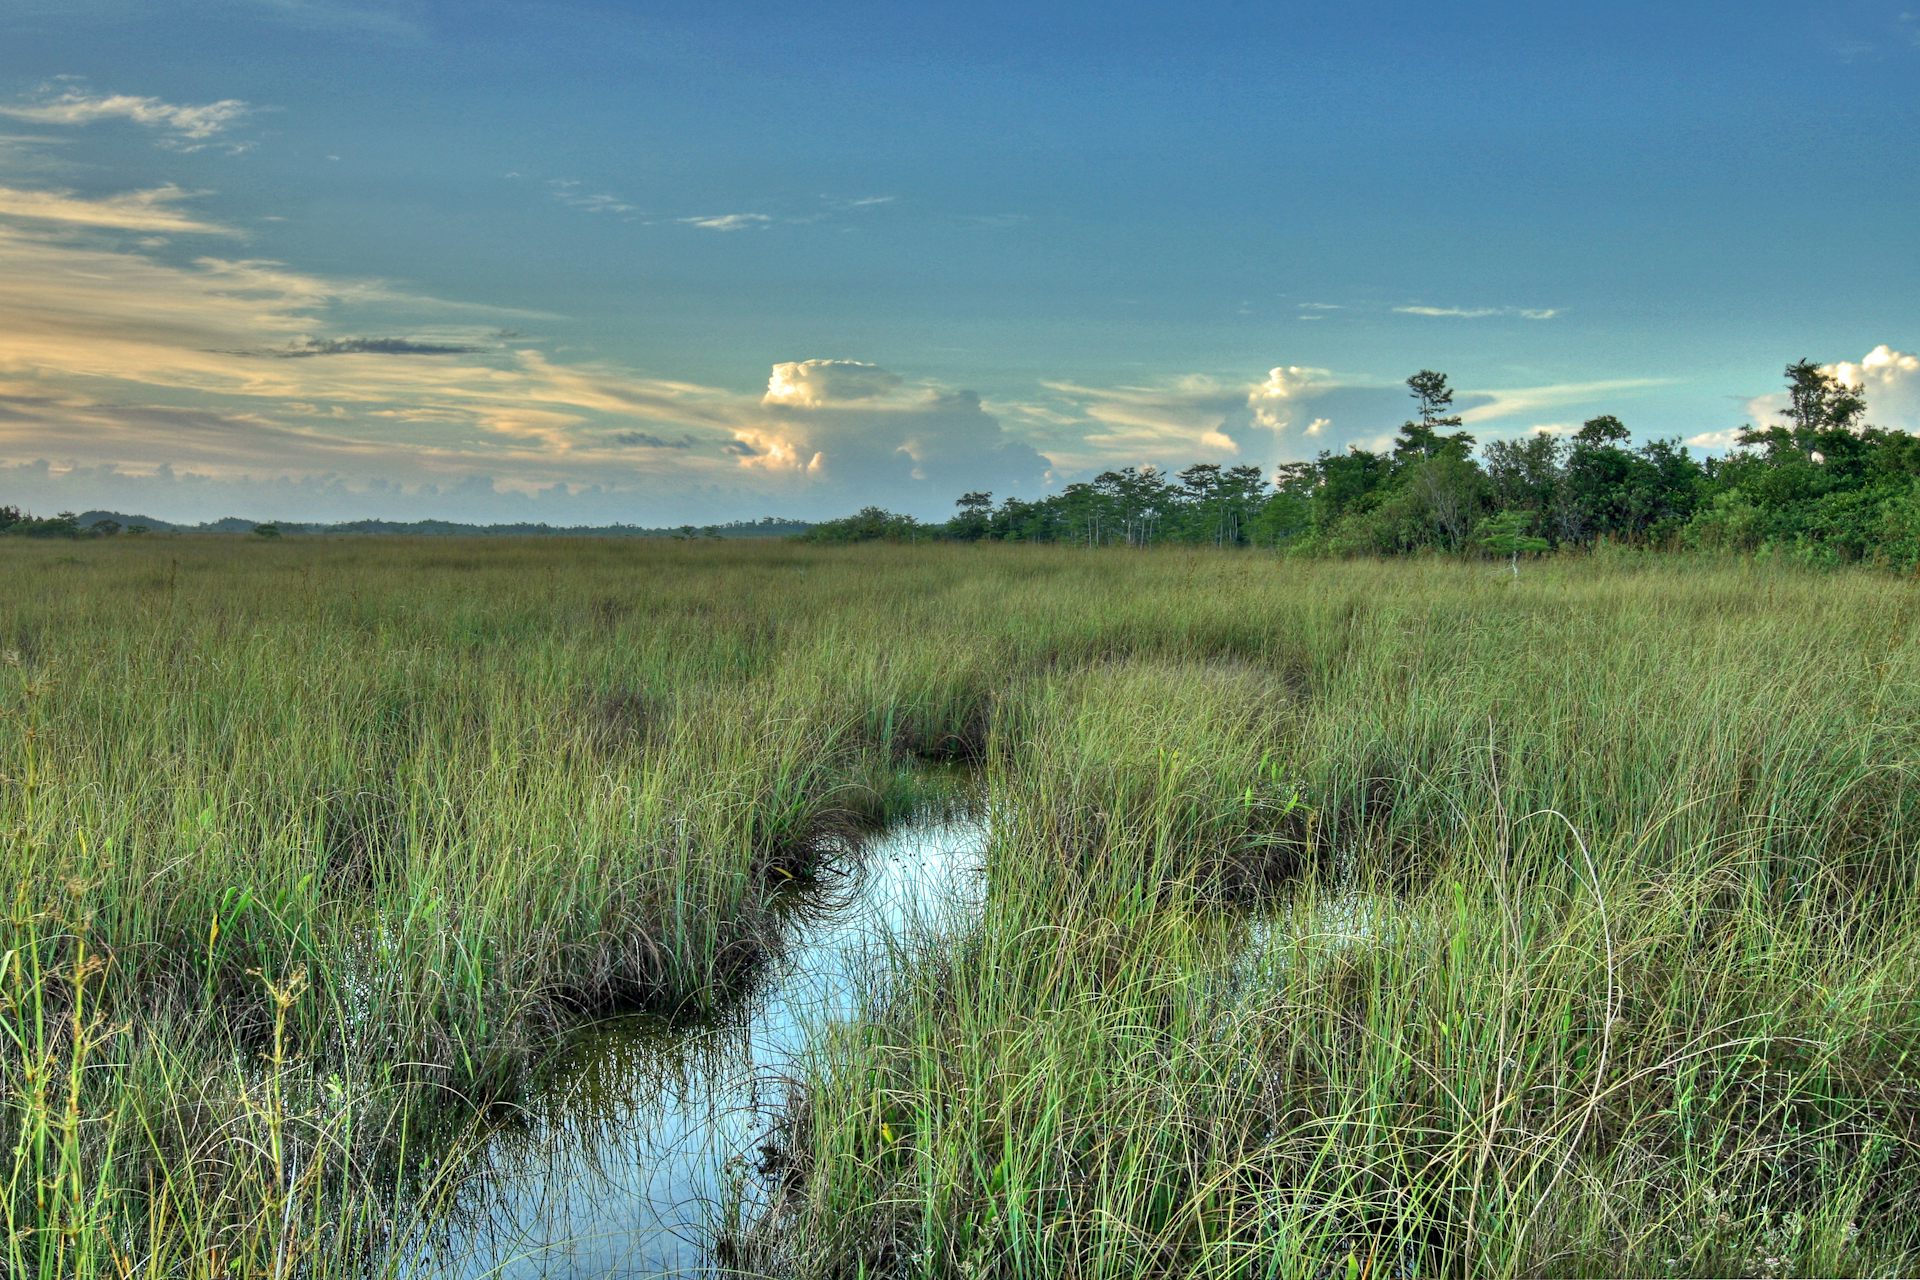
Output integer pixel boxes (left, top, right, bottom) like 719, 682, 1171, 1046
3, 539, 1918, 1275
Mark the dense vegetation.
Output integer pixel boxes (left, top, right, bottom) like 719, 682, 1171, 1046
0, 506, 89, 538
806, 361, 1920, 571
4, 539, 1919, 1277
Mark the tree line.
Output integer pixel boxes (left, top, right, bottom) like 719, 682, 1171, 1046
0, 507, 98, 538
803, 361, 1920, 569
0, 509, 814, 540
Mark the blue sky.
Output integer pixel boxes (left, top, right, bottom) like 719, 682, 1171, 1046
2, 0, 1916, 523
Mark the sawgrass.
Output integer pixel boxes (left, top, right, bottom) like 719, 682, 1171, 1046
3, 538, 1918, 1275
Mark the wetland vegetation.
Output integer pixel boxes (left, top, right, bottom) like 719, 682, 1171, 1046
5, 537, 1920, 1277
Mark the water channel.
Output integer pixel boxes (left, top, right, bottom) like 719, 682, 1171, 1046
405, 807, 989, 1278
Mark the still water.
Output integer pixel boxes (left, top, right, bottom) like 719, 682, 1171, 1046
406, 809, 987, 1278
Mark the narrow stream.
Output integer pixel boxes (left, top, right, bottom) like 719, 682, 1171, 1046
404, 808, 988, 1278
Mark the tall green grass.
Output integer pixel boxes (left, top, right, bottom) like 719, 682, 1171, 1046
733, 553, 1920, 1278
3, 539, 1917, 1275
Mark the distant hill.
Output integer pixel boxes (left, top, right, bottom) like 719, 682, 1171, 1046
75, 510, 181, 531
67, 512, 814, 538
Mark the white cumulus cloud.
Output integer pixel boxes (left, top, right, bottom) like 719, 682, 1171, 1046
1832, 344, 1920, 432
741, 360, 1049, 506
764, 359, 903, 408
1707, 346, 1920, 450
1248, 365, 1331, 431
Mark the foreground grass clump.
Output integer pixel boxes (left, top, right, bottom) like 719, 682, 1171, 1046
3, 539, 1919, 1276
733, 556, 1920, 1278
1, 539, 988, 1274
750, 815, 1920, 1277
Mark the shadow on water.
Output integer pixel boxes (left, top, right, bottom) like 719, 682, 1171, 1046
403, 805, 989, 1278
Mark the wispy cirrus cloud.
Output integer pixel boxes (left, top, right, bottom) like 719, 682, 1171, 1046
547, 179, 637, 216
241, 0, 426, 40
960, 212, 1028, 229
680, 212, 772, 231
1458, 377, 1675, 423
1036, 374, 1255, 465
1394, 304, 1562, 320
0, 84, 253, 151
519, 178, 899, 231
0, 131, 67, 173
0, 183, 237, 235
1284, 299, 1560, 323
1832, 9, 1920, 59
0, 217, 669, 424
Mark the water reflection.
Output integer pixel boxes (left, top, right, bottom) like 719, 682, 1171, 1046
411, 809, 988, 1278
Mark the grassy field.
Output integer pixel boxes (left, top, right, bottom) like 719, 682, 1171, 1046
4, 538, 1920, 1277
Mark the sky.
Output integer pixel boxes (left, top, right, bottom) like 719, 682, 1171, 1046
1, 0, 1916, 525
